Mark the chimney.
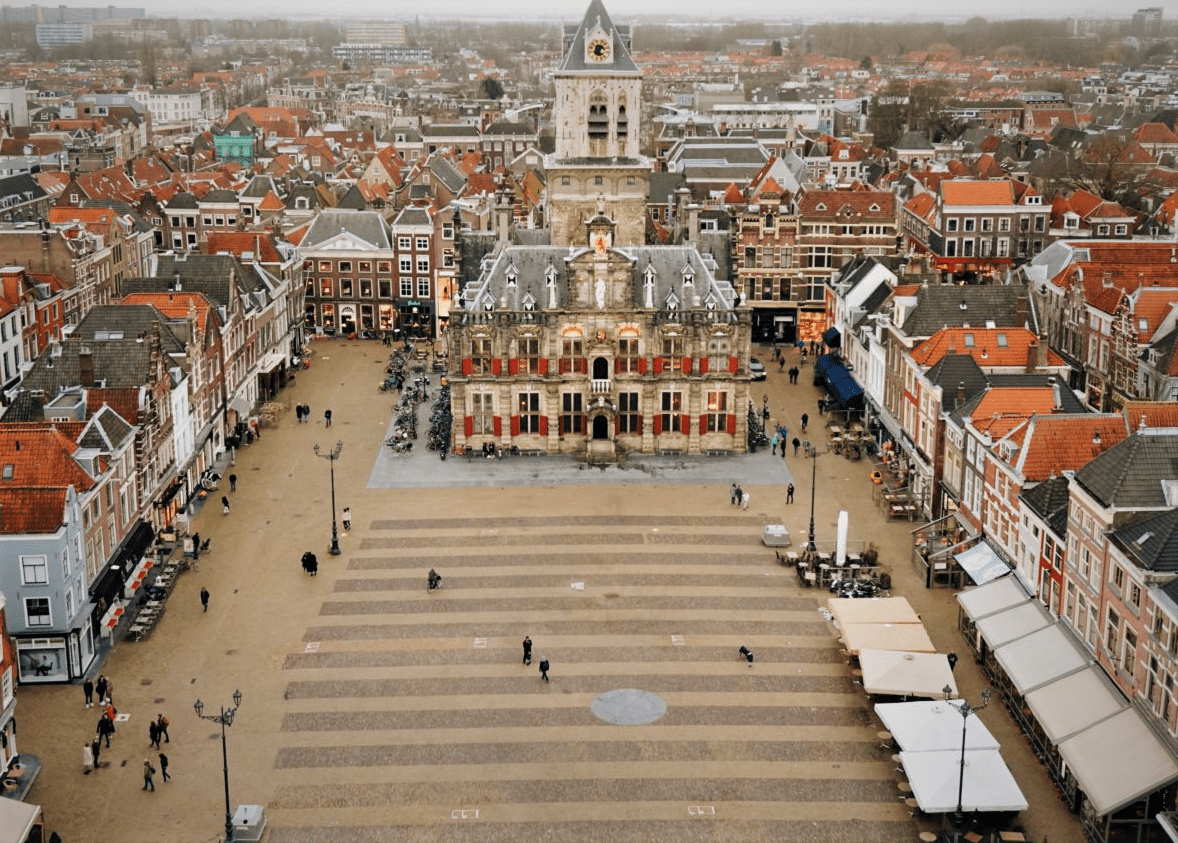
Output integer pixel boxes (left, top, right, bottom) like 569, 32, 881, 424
1037, 334, 1048, 370
1026, 341, 1037, 373
1015, 294, 1028, 327
956, 382, 966, 407
78, 347, 94, 388
1052, 382, 1061, 410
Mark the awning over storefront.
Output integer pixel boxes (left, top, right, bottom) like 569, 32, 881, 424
258, 351, 285, 373
229, 395, 252, 417
993, 623, 1093, 695
1024, 667, 1126, 745
840, 622, 937, 655
957, 574, 1031, 622
0, 798, 40, 843
114, 519, 154, 567
1057, 707, 1178, 816
954, 540, 1010, 585
821, 326, 841, 348
813, 353, 864, 411
974, 601, 1053, 651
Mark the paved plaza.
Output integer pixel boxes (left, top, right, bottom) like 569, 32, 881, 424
17, 340, 1080, 842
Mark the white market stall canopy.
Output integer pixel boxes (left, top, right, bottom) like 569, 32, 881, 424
973, 601, 1053, 650
901, 749, 1028, 814
0, 799, 40, 843
859, 649, 957, 700
954, 541, 1011, 585
1057, 706, 1178, 817
829, 596, 921, 627
841, 622, 937, 656
993, 623, 1093, 695
876, 700, 1000, 753
956, 574, 1032, 621
1023, 667, 1126, 745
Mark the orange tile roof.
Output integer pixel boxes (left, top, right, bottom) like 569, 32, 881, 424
1011, 413, 1128, 481
940, 180, 1014, 207
912, 327, 1064, 368
1122, 401, 1178, 429
204, 232, 283, 264
87, 389, 139, 424
969, 387, 1060, 438
0, 488, 69, 535
1055, 241, 1178, 296
0, 425, 96, 494
120, 291, 217, 332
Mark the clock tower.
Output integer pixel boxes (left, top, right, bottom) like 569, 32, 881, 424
547, 0, 650, 247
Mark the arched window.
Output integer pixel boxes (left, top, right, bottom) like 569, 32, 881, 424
617, 101, 628, 138
588, 91, 608, 141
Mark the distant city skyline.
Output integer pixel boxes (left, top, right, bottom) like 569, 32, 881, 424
125, 0, 1148, 22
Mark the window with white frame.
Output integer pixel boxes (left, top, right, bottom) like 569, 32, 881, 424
21, 555, 48, 585
471, 392, 494, 434
417, 278, 430, 297
25, 597, 50, 627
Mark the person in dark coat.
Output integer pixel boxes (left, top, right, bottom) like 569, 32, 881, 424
787, 483, 794, 504
739, 645, 754, 665
522, 636, 532, 665
229, 474, 237, 492
97, 712, 115, 748
90, 736, 101, 770
83, 677, 94, 707
149, 720, 161, 749
539, 656, 550, 683
158, 752, 170, 782
221, 496, 230, 515
200, 587, 210, 612
947, 652, 958, 671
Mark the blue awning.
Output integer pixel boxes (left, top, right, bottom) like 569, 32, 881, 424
822, 326, 841, 349
815, 354, 864, 411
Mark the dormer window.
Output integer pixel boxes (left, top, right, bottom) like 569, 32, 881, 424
1, 465, 12, 480
816, 203, 827, 211
505, 263, 518, 286
523, 291, 536, 311
545, 263, 557, 286
665, 290, 680, 310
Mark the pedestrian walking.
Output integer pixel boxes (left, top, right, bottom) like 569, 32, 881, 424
817, 397, 825, 415
522, 636, 532, 665
91, 737, 101, 770
770, 433, 779, 455
142, 759, 156, 791
306, 555, 318, 576
792, 437, 801, 456
158, 752, 170, 782
739, 645, 754, 665
740, 490, 750, 510
98, 713, 115, 748
947, 652, 958, 671
83, 742, 94, 774
156, 714, 169, 743
95, 675, 107, 705
730, 483, 740, 505
787, 483, 794, 504
104, 678, 114, 706
324, 408, 332, 427
303, 404, 311, 422
200, 587, 210, 612
229, 473, 237, 492
295, 404, 303, 424
221, 495, 230, 515
83, 678, 94, 707
191, 531, 200, 562
778, 358, 786, 372
342, 507, 351, 532
800, 413, 808, 433
149, 720, 161, 749
539, 656, 550, 682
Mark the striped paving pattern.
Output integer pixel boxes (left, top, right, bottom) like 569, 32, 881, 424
266, 515, 917, 842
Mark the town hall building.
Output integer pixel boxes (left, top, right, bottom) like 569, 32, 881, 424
446, 0, 753, 461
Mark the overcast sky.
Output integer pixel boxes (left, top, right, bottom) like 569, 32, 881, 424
146, 0, 1142, 22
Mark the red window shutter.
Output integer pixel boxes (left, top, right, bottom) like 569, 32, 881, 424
539, 358, 548, 374
581, 413, 587, 433
699, 414, 707, 434
557, 416, 564, 436
615, 415, 621, 434
699, 357, 709, 375
462, 358, 472, 375
727, 413, 736, 435
508, 358, 519, 375
559, 358, 568, 374
579, 358, 587, 374
729, 356, 738, 373
510, 416, 520, 436
464, 416, 473, 437
638, 358, 647, 374
493, 417, 502, 436
615, 358, 620, 374
637, 416, 643, 434
653, 415, 662, 435
682, 356, 691, 373
491, 358, 502, 375
539, 416, 548, 436
654, 357, 664, 374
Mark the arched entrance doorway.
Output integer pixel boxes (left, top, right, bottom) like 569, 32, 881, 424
592, 415, 609, 439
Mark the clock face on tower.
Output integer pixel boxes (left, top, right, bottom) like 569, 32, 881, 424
588, 36, 611, 62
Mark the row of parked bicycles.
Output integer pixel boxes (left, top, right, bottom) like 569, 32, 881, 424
426, 383, 453, 457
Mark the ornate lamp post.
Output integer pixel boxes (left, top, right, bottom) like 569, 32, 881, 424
313, 440, 344, 555
194, 689, 243, 843
943, 685, 992, 841
801, 440, 824, 552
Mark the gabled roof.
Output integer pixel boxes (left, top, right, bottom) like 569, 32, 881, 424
557, 0, 640, 75
1074, 429, 1178, 509
1110, 507, 1178, 572
299, 209, 393, 250
900, 285, 1034, 338
1124, 401, 1178, 430
0, 425, 96, 497
940, 179, 1014, 207
1021, 475, 1072, 537
0, 488, 69, 535
966, 387, 1061, 438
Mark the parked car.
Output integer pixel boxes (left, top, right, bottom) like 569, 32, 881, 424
750, 357, 767, 380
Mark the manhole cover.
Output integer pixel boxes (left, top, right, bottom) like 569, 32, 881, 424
591, 688, 667, 725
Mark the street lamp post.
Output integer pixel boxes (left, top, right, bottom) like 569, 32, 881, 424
801, 440, 823, 552
942, 685, 992, 842
313, 441, 344, 556
194, 689, 243, 843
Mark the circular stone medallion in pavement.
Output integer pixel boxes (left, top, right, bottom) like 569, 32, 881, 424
591, 688, 667, 725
